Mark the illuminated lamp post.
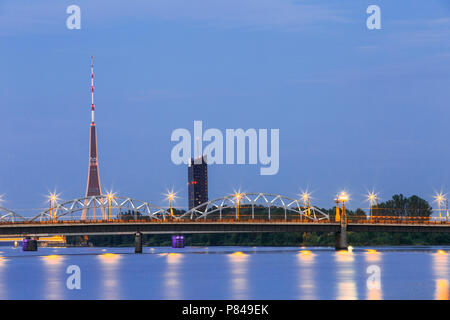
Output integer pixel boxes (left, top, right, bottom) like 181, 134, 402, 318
235, 193, 242, 221
366, 191, 378, 221
168, 193, 175, 219
434, 193, 445, 222
47, 192, 60, 222
301, 192, 311, 219
335, 196, 341, 223
106, 192, 114, 220
338, 191, 349, 225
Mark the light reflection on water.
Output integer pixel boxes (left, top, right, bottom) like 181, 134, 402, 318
433, 251, 449, 300
364, 250, 382, 300
98, 253, 122, 299
0, 256, 7, 299
41, 255, 65, 299
296, 251, 316, 299
335, 251, 357, 300
228, 252, 249, 299
162, 253, 183, 299
0, 246, 448, 299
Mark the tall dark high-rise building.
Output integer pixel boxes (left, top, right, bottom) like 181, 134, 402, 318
188, 155, 208, 209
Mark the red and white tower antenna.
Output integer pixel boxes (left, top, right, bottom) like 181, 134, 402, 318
91, 55, 95, 123
82, 56, 104, 220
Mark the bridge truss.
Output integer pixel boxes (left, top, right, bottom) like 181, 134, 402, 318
0, 207, 26, 222
13, 193, 330, 223
178, 193, 330, 221
30, 195, 170, 222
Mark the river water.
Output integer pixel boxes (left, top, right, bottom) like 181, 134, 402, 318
0, 246, 448, 300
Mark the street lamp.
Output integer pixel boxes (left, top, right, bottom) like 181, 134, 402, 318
434, 193, 446, 222
235, 192, 243, 220
301, 191, 311, 219
337, 191, 349, 225
165, 191, 178, 219
106, 192, 115, 220
366, 191, 379, 221
47, 192, 60, 222
334, 195, 341, 223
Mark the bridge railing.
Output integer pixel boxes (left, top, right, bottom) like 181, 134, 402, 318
0, 218, 333, 224
347, 215, 449, 224
1, 216, 448, 225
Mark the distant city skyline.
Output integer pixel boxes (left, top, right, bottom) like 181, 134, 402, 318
1, 0, 450, 216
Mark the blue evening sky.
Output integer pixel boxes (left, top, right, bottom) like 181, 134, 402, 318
1, 0, 450, 216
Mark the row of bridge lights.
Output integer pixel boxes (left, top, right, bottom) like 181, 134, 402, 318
332, 191, 449, 222
233, 190, 449, 222
231, 190, 373, 222
46, 191, 117, 221
231, 190, 353, 221
42, 189, 450, 222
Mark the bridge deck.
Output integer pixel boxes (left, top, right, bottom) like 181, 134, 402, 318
0, 221, 448, 236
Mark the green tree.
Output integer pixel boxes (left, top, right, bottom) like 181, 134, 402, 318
407, 195, 432, 217
375, 194, 432, 217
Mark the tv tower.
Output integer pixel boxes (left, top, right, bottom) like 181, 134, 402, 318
82, 56, 103, 220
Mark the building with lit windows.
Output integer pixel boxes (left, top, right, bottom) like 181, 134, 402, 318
188, 155, 208, 210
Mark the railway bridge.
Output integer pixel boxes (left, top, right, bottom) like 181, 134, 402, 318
1, 193, 449, 252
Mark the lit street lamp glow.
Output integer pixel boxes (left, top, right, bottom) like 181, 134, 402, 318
338, 191, 349, 203
301, 191, 311, 218
234, 192, 243, 220
337, 191, 350, 225
165, 190, 178, 219
47, 192, 61, 221
106, 191, 116, 220
434, 192, 446, 222
366, 191, 379, 221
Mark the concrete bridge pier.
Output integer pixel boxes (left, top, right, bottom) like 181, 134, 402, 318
335, 225, 348, 251
134, 232, 143, 253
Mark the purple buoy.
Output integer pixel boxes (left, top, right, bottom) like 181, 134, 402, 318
172, 235, 184, 248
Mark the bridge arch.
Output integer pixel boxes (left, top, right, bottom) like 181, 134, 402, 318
178, 193, 329, 221
30, 195, 170, 221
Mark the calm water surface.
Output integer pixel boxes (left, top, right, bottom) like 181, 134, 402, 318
0, 246, 448, 299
